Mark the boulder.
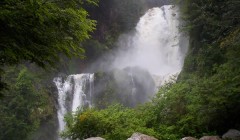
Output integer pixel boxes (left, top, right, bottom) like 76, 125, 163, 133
199, 136, 221, 140
222, 129, 240, 140
84, 137, 105, 140
181, 137, 198, 140
127, 132, 158, 140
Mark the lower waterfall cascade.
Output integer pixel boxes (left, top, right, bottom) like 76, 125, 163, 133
53, 74, 94, 140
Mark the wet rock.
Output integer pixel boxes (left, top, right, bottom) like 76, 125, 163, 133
84, 137, 105, 140
181, 137, 198, 140
199, 136, 221, 140
222, 129, 240, 140
94, 67, 156, 108
127, 132, 158, 140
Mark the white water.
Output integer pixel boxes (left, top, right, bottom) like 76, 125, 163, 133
53, 74, 94, 140
113, 5, 188, 86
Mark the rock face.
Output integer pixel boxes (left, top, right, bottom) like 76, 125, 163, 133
222, 129, 240, 140
94, 67, 156, 108
181, 137, 198, 140
199, 136, 221, 140
84, 137, 105, 140
127, 133, 158, 140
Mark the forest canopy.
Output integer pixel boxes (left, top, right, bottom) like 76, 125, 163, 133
0, 0, 97, 67
0, 0, 98, 93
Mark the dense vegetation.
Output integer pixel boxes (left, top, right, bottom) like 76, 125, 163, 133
62, 0, 240, 140
1, 0, 240, 140
0, 0, 97, 67
0, 0, 97, 95
0, 66, 55, 139
62, 104, 158, 140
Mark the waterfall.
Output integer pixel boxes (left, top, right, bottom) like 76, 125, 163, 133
113, 5, 188, 86
53, 74, 94, 140
52, 4, 188, 139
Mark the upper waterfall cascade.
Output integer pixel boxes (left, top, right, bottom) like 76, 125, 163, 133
113, 5, 188, 86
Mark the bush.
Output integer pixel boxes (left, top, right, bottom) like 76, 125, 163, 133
62, 104, 158, 140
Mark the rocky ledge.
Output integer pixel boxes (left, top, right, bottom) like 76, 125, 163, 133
84, 129, 240, 140
127, 132, 158, 140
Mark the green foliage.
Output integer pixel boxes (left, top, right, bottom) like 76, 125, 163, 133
0, 0, 97, 67
179, 0, 240, 77
83, 39, 108, 61
62, 104, 158, 140
153, 1, 240, 135
0, 0, 98, 94
155, 58, 240, 136
0, 66, 54, 140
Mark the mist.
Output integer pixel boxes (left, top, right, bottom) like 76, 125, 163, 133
88, 5, 188, 88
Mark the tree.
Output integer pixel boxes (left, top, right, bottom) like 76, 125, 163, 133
0, 0, 97, 67
0, 0, 98, 92
0, 66, 55, 140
